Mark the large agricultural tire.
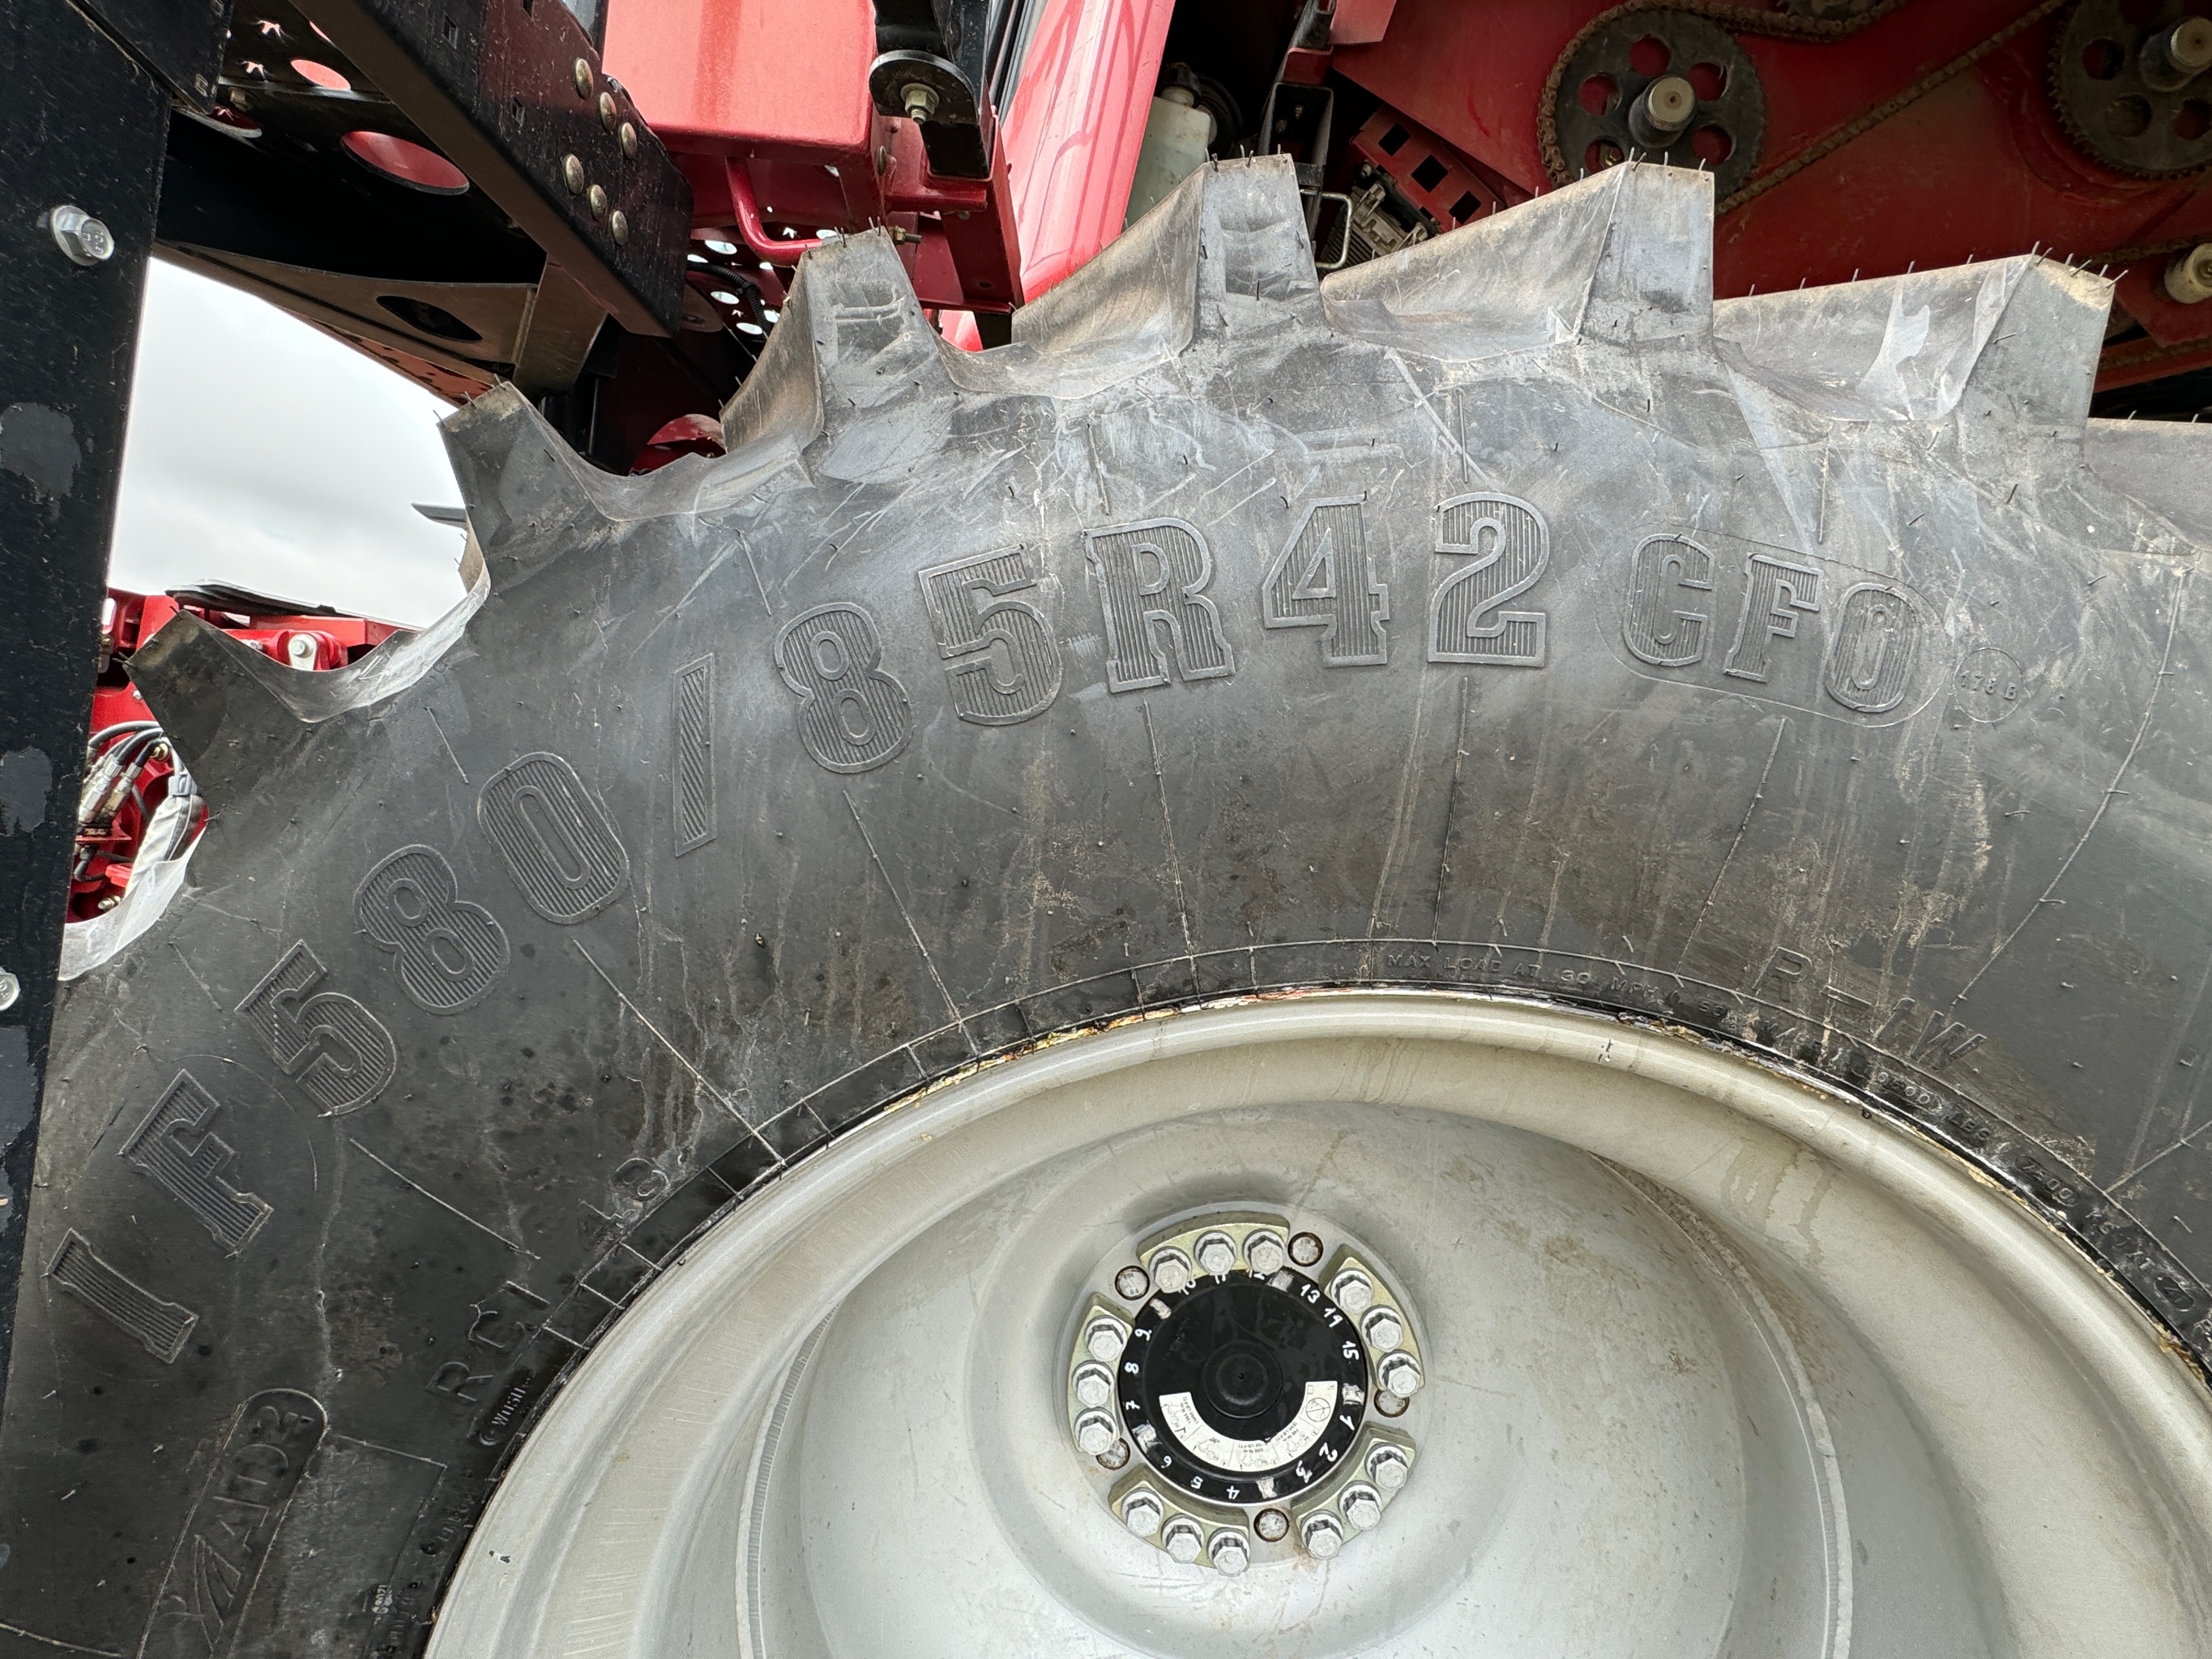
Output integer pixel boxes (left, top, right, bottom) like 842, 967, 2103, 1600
8, 156, 2212, 1656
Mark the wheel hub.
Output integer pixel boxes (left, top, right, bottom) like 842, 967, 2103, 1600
1066, 1209, 1421, 1569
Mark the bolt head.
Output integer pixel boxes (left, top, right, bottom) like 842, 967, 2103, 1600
586, 183, 609, 219
1073, 1363, 1112, 1409
1209, 1530, 1250, 1575
1301, 1512, 1344, 1558
1122, 1493, 1163, 1537
1074, 1411, 1117, 1455
1150, 1248, 1193, 1294
1245, 1231, 1286, 1275
1162, 1516, 1203, 1563
901, 81, 938, 122
1085, 1317, 1126, 1363
1367, 1446, 1410, 1492
1342, 1484, 1383, 1530
572, 56, 594, 96
49, 205, 114, 266
1194, 1232, 1236, 1277
286, 633, 317, 667
1363, 1307, 1404, 1351
1113, 1265, 1150, 1301
0, 970, 20, 1011
597, 90, 618, 129
609, 210, 629, 245
562, 154, 586, 194
1287, 1230, 1324, 1267
1330, 1269, 1373, 1313
1253, 1506, 1291, 1542
1379, 1351, 1424, 1398
619, 120, 638, 157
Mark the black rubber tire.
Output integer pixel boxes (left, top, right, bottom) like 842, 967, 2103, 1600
6, 156, 2212, 1657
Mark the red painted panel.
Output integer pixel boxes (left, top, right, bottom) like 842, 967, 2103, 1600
603, 0, 873, 159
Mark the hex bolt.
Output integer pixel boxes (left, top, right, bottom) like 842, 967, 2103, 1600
1122, 1491, 1164, 1537
1074, 1363, 1112, 1408
1287, 1231, 1324, 1268
1085, 1316, 1127, 1363
901, 82, 938, 122
285, 633, 318, 668
1367, 1444, 1411, 1492
2166, 243, 2212, 304
47, 205, 114, 267
1113, 1265, 1151, 1301
571, 56, 594, 97
1629, 74, 1697, 147
1074, 1411, 1117, 1455
1301, 1512, 1345, 1559
1341, 1484, 1383, 1531
0, 970, 19, 1011
1162, 1516, 1203, 1563
562, 154, 586, 194
2146, 18, 2212, 91
1330, 1269, 1373, 1314
1378, 1351, 1424, 1398
1209, 1529, 1251, 1575
1363, 1306, 1404, 1351
1245, 1231, 1286, 1275
1194, 1232, 1236, 1277
1253, 1506, 1291, 1542
1151, 1248, 1194, 1294
1097, 1437, 1131, 1470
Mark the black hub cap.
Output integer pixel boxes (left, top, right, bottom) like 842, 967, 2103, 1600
1119, 1270, 1369, 1503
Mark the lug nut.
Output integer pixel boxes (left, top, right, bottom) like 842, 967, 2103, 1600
1254, 1506, 1291, 1542
1363, 1306, 1404, 1351
1073, 1363, 1112, 1408
1162, 1516, 1203, 1563
1074, 1410, 1117, 1455
1301, 1512, 1345, 1559
1629, 74, 1697, 147
1330, 1269, 1373, 1313
1378, 1351, 1424, 1398
1150, 1248, 1194, 1294
1288, 1231, 1324, 1267
1209, 1529, 1250, 1575
1194, 1232, 1236, 1277
1123, 1491, 1163, 1537
1341, 1484, 1383, 1530
1367, 1445, 1411, 1491
47, 204, 113, 267
1245, 1231, 1286, 1275
1098, 1437, 1130, 1469
1085, 1316, 1127, 1363
2167, 243, 2212, 305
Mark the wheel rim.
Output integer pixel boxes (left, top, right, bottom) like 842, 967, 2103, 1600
429, 992, 2212, 1658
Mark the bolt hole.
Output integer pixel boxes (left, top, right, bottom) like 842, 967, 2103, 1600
2177, 98, 2212, 139
290, 58, 349, 89
2082, 37, 2125, 79
1690, 125, 1733, 164
1578, 73, 1619, 117
375, 295, 482, 342
1686, 60, 1727, 100
1448, 190, 1480, 221
1629, 36, 1671, 77
2108, 94, 2154, 136
1377, 122, 1408, 153
1411, 153, 1449, 191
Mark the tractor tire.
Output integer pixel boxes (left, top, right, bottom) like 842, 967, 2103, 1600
7, 157, 2212, 1657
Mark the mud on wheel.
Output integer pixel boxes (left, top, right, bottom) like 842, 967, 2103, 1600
8, 157, 2212, 1657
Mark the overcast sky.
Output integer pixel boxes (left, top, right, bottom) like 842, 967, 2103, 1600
111, 259, 469, 629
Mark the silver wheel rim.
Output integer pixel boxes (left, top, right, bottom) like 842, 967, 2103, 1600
429, 992, 2212, 1658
